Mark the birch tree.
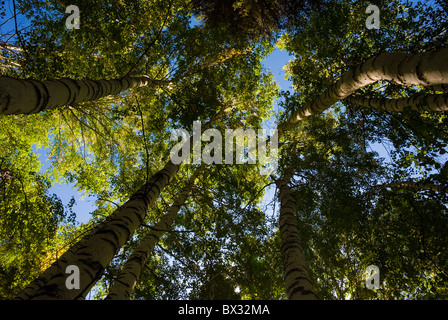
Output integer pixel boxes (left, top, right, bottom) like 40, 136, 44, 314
278, 48, 448, 134
345, 94, 448, 113
15, 161, 179, 300
275, 169, 318, 300
0, 76, 166, 115
275, 0, 448, 299
105, 165, 203, 300
2, 0, 448, 301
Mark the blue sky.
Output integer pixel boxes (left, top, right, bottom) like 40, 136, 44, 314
263, 46, 294, 93
33, 144, 97, 223
1, 3, 295, 224
38, 46, 294, 224
1, 3, 98, 223
2, 1, 415, 225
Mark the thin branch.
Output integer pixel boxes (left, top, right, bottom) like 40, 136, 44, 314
69, 104, 123, 152
136, 97, 150, 184
121, 0, 174, 79
238, 182, 275, 215
12, 0, 32, 68
142, 224, 194, 233
156, 242, 200, 273
278, 49, 448, 134
97, 197, 121, 208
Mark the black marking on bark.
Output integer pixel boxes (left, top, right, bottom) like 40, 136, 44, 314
32, 284, 61, 299
122, 204, 145, 224
280, 221, 298, 233
28, 80, 44, 113
58, 79, 74, 105
96, 229, 120, 250
416, 61, 429, 85
110, 221, 133, 239
76, 259, 99, 280
289, 285, 318, 299
114, 277, 132, 288
286, 276, 313, 292
122, 214, 135, 224
284, 267, 305, 278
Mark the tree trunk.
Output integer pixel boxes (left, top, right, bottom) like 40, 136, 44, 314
105, 166, 202, 300
276, 171, 318, 300
345, 94, 448, 112
278, 48, 448, 133
0, 75, 164, 115
15, 161, 179, 300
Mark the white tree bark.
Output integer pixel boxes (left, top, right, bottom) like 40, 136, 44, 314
105, 166, 202, 300
276, 171, 318, 300
345, 93, 448, 112
15, 161, 179, 300
278, 48, 448, 133
0, 75, 162, 115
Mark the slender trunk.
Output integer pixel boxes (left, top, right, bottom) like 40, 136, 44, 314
15, 161, 179, 300
345, 94, 448, 112
105, 166, 202, 300
278, 48, 448, 133
276, 171, 318, 300
0, 75, 164, 115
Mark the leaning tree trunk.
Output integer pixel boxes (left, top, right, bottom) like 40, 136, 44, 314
15, 161, 179, 300
105, 165, 203, 300
0, 75, 166, 115
345, 94, 448, 112
276, 171, 318, 300
278, 48, 448, 134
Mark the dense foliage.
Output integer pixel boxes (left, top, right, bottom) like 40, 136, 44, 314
0, 0, 447, 299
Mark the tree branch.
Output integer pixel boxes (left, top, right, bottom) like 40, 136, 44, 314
278, 48, 448, 134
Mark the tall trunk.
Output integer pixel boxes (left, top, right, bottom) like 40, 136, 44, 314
278, 48, 448, 133
15, 161, 179, 300
105, 166, 202, 300
345, 94, 448, 112
276, 171, 318, 300
0, 75, 165, 115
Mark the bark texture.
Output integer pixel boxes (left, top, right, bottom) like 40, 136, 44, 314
279, 48, 448, 133
0, 75, 157, 115
276, 171, 318, 300
105, 167, 202, 300
345, 94, 448, 112
15, 161, 179, 300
